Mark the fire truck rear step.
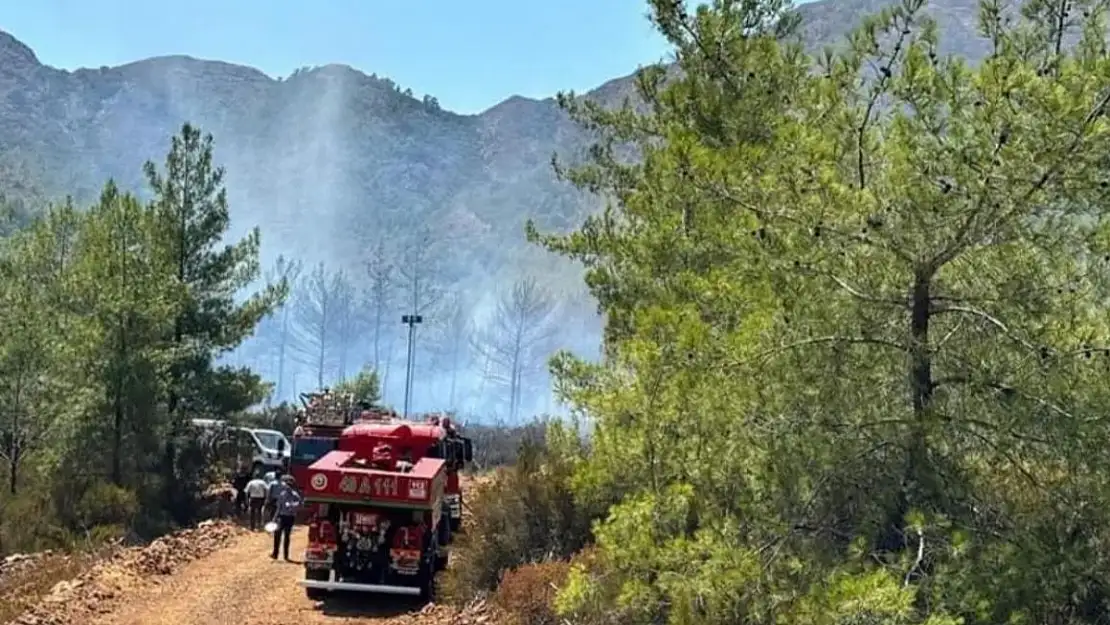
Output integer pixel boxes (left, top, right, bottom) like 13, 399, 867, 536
298, 579, 421, 595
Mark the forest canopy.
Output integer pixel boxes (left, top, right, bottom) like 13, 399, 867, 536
526, 0, 1110, 622
0, 123, 285, 551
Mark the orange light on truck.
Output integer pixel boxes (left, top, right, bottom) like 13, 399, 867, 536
407, 479, 428, 499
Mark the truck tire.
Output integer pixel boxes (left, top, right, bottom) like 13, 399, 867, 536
435, 517, 450, 570
438, 510, 452, 545
418, 565, 436, 604
304, 568, 329, 601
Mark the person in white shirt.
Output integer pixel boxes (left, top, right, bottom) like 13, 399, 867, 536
244, 476, 269, 531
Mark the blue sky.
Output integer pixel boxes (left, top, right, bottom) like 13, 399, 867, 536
1, 0, 678, 114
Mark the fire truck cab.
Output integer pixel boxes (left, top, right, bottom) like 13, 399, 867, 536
289, 391, 367, 490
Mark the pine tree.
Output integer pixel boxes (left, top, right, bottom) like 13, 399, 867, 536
0, 202, 82, 494
532, 0, 1110, 621
428, 292, 474, 408
73, 181, 178, 486
472, 277, 558, 421
290, 262, 340, 388
143, 123, 286, 520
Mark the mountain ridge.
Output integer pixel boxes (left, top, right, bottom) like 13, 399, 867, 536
0, 30, 582, 267
0, 30, 576, 119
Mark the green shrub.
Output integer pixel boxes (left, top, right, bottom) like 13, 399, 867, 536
0, 490, 73, 554
442, 422, 599, 604
465, 419, 550, 469
74, 481, 139, 530
493, 561, 572, 625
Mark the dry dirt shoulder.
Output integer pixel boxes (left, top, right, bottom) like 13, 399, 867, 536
9, 523, 494, 625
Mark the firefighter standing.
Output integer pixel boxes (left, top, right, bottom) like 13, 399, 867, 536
271, 475, 303, 561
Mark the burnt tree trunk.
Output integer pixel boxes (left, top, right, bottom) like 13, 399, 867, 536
276, 305, 289, 400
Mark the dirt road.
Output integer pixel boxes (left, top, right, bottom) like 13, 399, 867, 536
90, 528, 433, 625
10, 475, 494, 625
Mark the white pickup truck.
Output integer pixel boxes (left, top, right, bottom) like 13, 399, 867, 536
192, 419, 292, 476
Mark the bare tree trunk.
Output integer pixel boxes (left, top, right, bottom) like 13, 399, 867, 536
7, 449, 17, 495
316, 297, 329, 388
448, 349, 459, 408
509, 321, 524, 421
7, 376, 25, 495
373, 303, 383, 371
277, 306, 289, 400
112, 320, 126, 486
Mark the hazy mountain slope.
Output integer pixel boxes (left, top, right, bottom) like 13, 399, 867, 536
799, 0, 989, 56
0, 0, 993, 286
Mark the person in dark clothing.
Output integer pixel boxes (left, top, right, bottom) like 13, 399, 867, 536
271, 475, 303, 560
231, 463, 251, 516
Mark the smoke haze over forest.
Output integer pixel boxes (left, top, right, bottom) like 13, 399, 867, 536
0, 28, 622, 423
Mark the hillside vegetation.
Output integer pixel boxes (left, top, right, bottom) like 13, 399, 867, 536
0, 124, 285, 554
0, 28, 607, 416
446, 0, 1110, 623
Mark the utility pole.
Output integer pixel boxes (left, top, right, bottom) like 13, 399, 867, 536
402, 262, 423, 418
401, 313, 422, 418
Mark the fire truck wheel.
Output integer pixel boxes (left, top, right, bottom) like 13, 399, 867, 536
436, 552, 449, 571
418, 565, 436, 603
304, 568, 329, 601
438, 511, 452, 546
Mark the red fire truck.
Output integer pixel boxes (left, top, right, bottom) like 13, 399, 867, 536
297, 434, 449, 601
290, 394, 472, 532
338, 417, 472, 532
